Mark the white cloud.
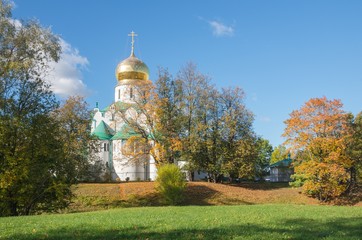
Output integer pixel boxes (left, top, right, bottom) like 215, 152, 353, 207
208, 20, 234, 37
8, 16, 89, 98
46, 39, 90, 98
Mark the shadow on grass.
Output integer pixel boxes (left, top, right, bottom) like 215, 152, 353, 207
183, 184, 220, 205
184, 184, 254, 205
9, 217, 362, 240
68, 193, 164, 212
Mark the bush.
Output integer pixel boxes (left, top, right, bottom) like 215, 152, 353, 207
155, 164, 186, 205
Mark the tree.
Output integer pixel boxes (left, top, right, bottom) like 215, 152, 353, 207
0, 1, 89, 216
154, 67, 183, 165
346, 112, 362, 186
53, 96, 102, 182
283, 97, 353, 201
0, 0, 63, 216
177, 62, 210, 176
270, 145, 288, 164
120, 62, 258, 182
255, 138, 273, 177
219, 87, 256, 181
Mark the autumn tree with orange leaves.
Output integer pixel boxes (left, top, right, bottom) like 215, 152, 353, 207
283, 97, 354, 201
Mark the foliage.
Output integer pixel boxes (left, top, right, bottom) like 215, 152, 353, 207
0, 2, 93, 216
1, 205, 361, 240
283, 97, 353, 201
157, 64, 257, 182
0, 1, 64, 216
153, 67, 183, 165
53, 96, 102, 182
255, 138, 273, 177
121, 63, 259, 182
155, 164, 186, 205
346, 112, 362, 184
300, 161, 349, 201
270, 145, 288, 164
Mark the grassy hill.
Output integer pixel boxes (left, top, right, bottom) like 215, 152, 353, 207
68, 181, 360, 212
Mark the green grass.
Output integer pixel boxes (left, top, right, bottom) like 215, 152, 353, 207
1, 205, 361, 239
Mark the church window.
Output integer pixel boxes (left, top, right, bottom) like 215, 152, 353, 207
104, 143, 107, 152
118, 89, 121, 100
130, 87, 133, 99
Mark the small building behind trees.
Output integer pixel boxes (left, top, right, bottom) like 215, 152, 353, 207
268, 155, 293, 182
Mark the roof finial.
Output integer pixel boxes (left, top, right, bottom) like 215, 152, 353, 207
128, 31, 138, 57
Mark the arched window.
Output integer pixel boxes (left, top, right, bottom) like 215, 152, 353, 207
103, 143, 107, 152
130, 87, 133, 99
118, 89, 121, 99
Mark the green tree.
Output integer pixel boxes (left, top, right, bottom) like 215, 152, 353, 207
0, 0, 65, 215
0, 1, 91, 216
346, 112, 362, 185
53, 96, 102, 182
126, 62, 258, 182
255, 138, 273, 177
154, 68, 183, 164
219, 87, 256, 181
176, 62, 212, 179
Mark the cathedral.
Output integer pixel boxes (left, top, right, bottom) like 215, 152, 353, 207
91, 32, 157, 181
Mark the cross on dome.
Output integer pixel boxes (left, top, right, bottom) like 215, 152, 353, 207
128, 31, 138, 57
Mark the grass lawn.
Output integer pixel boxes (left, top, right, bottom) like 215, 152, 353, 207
1, 204, 361, 239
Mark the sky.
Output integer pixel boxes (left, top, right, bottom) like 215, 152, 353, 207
11, 0, 362, 147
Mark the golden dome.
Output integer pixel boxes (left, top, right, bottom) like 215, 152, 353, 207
115, 54, 149, 81
115, 31, 149, 82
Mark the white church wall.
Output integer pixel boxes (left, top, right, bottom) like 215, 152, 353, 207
115, 85, 140, 103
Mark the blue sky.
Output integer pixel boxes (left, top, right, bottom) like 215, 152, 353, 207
12, 0, 362, 147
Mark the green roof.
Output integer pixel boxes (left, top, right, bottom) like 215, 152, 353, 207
102, 101, 135, 112
92, 121, 115, 140
269, 157, 292, 168
111, 124, 141, 140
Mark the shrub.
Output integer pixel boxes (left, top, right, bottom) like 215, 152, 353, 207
155, 164, 186, 205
